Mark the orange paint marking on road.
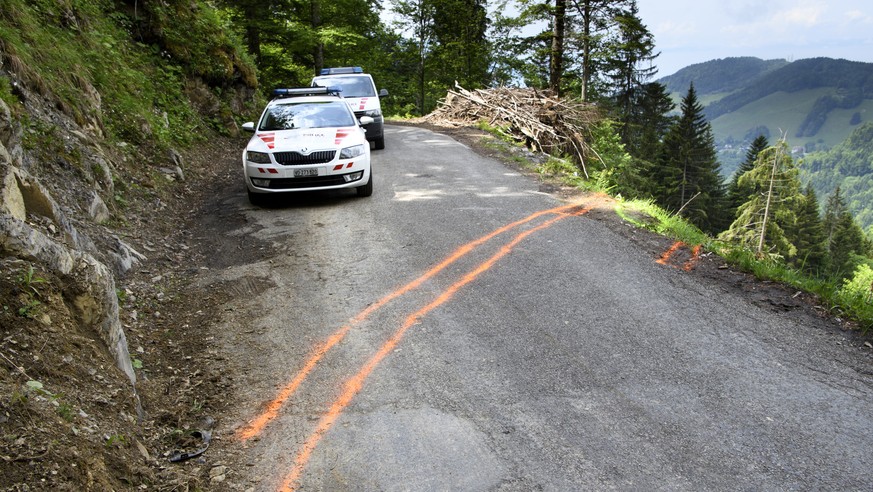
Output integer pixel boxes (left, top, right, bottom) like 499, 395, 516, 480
656, 240, 684, 265
235, 203, 584, 441
656, 241, 702, 271
683, 244, 702, 271
280, 207, 590, 492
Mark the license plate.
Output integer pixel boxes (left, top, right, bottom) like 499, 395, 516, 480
293, 168, 318, 177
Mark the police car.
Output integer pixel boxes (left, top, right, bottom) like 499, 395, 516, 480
241, 87, 373, 205
312, 67, 387, 150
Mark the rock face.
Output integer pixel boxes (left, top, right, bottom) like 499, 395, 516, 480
0, 97, 136, 385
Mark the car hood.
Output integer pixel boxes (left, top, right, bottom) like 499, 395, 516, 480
247, 127, 362, 153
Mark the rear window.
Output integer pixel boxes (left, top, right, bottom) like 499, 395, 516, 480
258, 101, 355, 131
312, 75, 376, 98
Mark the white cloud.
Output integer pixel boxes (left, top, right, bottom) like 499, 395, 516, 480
636, 0, 873, 76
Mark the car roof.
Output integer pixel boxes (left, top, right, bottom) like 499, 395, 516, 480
267, 94, 344, 106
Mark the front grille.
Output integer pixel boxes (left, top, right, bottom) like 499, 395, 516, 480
274, 150, 336, 165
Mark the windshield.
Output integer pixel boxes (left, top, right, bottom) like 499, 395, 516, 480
312, 75, 376, 97
258, 101, 356, 131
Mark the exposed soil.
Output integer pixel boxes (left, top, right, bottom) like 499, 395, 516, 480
1, 124, 870, 491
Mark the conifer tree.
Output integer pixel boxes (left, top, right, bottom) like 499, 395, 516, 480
789, 184, 828, 274
653, 83, 727, 233
718, 142, 804, 259
824, 187, 868, 278
726, 134, 768, 221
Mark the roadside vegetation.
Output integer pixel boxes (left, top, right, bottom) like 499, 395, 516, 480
472, 120, 873, 331
0, 0, 257, 153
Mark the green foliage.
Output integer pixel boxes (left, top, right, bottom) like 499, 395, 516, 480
0, 76, 17, 108
725, 134, 769, 218
0, 0, 257, 151
653, 83, 727, 234
17, 266, 46, 296
837, 264, 873, 329
801, 122, 873, 232
823, 186, 870, 278
616, 198, 709, 246
15, 265, 45, 318
105, 434, 127, 447
17, 299, 41, 318
789, 185, 828, 274
719, 142, 804, 260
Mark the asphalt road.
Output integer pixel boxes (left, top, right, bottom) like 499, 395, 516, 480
207, 125, 873, 491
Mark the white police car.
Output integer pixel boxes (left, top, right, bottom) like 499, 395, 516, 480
312, 67, 387, 150
241, 87, 373, 205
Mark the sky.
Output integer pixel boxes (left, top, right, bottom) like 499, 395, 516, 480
636, 0, 873, 77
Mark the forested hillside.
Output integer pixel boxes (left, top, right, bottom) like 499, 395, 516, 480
660, 57, 873, 178
659, 57, 788, 97
802, 122, 873, 234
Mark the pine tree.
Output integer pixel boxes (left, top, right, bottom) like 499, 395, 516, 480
788, 184, 828, 274
718, 142, 804, 259
653, 83, 727, 233
824, 187, 868, 278
725, 134, 768, 221
606, 3, 658, 136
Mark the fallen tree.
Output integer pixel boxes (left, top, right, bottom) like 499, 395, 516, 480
422, 85, 602, 177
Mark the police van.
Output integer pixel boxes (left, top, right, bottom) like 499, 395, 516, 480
312, 67, 388, 150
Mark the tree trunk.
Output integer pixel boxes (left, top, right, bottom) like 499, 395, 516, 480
549, 0, 566, 96
243, 2, 261, 64
311, 0, 324, 74
581, 0, 591, 101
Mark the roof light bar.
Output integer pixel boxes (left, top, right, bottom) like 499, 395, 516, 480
319, 67, 364, 75
272, 87, 342, 99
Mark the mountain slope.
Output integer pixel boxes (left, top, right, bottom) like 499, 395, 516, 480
660, 57, 873, 178
660, 57, 788, 97
801, 122, 873, 232
702, 58, 873, 122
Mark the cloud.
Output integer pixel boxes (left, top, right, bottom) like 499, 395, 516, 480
782, 5, 824, 27
844, 9, 873, 24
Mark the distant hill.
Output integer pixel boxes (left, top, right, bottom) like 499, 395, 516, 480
660, 57, 789, 97
801, 122, 873, 233
659, 57, 873, 178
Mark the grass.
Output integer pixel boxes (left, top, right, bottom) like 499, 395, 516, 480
618, 198, 871, 331
0, 0, 255, 152
475, 122, 872, 331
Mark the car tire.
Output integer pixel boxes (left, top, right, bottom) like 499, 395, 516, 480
356, 172, 373, 197
248, 190, 268, 206
374, 137, 385, 150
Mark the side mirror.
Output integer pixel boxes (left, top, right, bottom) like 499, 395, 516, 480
379, 89, 389, 97
359, 116, 375, 126
242, 122, 256, 132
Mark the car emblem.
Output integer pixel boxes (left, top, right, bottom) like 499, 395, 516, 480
300, 147, 308, 154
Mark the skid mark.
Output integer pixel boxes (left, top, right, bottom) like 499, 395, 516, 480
235, 203, 585, 441
657, 241, 702, 271
280, 207, 590, 491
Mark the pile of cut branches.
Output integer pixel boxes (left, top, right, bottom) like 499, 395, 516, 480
423, 84, 602, 177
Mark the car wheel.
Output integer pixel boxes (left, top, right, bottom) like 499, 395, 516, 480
248, 190, 268, 206
356, 172, 373, 197
374, 137, 385, 150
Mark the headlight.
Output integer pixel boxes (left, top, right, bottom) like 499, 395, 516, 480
340, 144, 365, 160
362, 109, 382, 118
247, 151, 271, 164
